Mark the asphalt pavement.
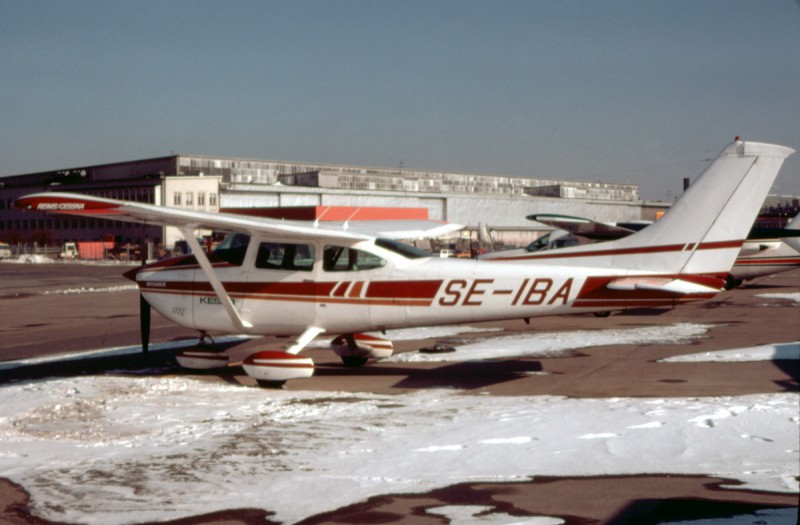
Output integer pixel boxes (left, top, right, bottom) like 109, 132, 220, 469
0, 261, 797, 524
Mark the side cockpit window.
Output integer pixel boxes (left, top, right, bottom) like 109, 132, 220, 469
255, 242, 315, 271
323, 245, 386, 272
212, 233, 250, 266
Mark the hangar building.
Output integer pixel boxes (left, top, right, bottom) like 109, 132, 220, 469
0, 154, 648, 253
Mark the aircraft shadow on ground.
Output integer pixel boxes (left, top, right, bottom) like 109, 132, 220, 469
615, 307, 672, 316
769, 342, 800, 386
315, 359, 544, 390
3, 335, 795, 391
0, 339, 243, 385
0, 338, 543, 391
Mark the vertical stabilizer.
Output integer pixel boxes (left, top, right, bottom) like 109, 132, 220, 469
509, 139, 794, 276
614, 139, 794, 274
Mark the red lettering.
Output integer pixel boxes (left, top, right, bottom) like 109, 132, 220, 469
463, 279, 493, 306
547, 278, 573, 305
512, 278, 529, 306
439, 280, 467, 306
522, 278, 552, 305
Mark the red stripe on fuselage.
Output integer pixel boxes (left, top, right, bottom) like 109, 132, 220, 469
366, 280, 443, 299
489, 240, 744, 261
139, 279, 443, 307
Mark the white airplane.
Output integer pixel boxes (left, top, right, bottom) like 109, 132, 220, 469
14, 138, 794, 384
483, 212, 800, 289
731, 213, 800, 286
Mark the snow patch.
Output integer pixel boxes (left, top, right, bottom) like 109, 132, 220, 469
757, 292, 800, 303
0, 376, 796, 525
387, 323, 712, 362
662, 342, 800, 363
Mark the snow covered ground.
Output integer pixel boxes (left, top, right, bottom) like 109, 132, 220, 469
385, 323, 713, 362
662, 342, 800, 363
756, 292, 800, 303
0, 329, 797, 525
0, 377, 796, 525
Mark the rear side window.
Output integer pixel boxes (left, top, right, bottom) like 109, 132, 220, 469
255, 242, 315, 271
323, 245, 386, 272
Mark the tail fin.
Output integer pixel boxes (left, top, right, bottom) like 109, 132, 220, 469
782, 213, 800, 253
518, 139, 794, 276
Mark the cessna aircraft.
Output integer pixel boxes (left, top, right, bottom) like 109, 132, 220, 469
14, 138, 794, 384
482, 212, 800, 289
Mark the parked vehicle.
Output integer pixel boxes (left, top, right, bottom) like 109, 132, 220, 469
60, 242, 79, 259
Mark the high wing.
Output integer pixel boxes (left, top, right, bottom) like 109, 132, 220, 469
526, 213, 639, 240
14, 192, 461, 242
318, 220, 464, 240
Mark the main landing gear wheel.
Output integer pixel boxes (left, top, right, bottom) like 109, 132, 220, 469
331, 333, 394, 367
724, 275, 743, 290
242, 351, 315, 384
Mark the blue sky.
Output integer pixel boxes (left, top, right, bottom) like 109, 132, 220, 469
2, 0, 798, 200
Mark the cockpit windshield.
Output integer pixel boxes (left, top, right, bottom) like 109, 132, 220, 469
525, 232, 579, 253
525, 233, 551, 253
212, 233, 250, 266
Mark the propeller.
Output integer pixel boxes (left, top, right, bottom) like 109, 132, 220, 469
124, 254, 151, 354
140, 293, 151, 353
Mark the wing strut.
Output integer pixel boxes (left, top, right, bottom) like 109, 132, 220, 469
285, 326, 326, 355
179, 226, 253, 332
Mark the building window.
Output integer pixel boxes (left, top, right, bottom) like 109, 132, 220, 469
173, 192, 181, 206
209, 193, 217, 207
185, 192, 194, 206
197, 192, 205, 206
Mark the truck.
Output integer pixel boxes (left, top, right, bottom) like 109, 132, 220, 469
60, 241, 115, 260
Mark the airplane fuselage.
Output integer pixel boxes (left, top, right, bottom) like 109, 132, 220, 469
130, 235, 716, 338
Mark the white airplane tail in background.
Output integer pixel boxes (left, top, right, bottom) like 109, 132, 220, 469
781, 213, 800, 254
512, 138, 795, 278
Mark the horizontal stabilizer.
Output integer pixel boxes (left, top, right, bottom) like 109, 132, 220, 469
527, 213, 637, 240
606, 277, 721, 295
